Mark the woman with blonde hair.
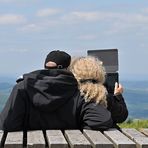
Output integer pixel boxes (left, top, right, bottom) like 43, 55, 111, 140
70, 56, 107, 106
70, 56, 128, 127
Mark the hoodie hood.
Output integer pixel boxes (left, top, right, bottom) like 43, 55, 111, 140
23, 69, 78, 112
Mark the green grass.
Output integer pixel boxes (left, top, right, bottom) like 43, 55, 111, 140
119, 119, 148, 130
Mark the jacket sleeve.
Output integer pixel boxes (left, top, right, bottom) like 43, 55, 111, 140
79, 102, 113, 131
107, 93, 128, 123
0, 82, 26, 131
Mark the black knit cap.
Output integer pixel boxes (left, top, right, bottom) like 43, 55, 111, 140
44, 50, 71, 69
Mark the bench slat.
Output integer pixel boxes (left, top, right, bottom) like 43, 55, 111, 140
0, 130, 4, 147
64, 130, 91, 148
122, 128, 148, 148
27, 130, 45, 148
83, 129, 113, 148
140, 128, 148, 137
46, 130, 68, 148
4, 131, 23, 148
104, 129, 136, 148
0, 130, 3, 140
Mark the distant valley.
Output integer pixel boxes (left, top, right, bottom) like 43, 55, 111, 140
0, 78, 148, 119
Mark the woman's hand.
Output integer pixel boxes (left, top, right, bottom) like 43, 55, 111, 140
114, 82, 123, 95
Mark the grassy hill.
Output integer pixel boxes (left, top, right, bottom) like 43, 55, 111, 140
119, 119, 148, 129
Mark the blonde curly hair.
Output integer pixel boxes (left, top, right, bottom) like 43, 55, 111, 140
70, 56, 107, 107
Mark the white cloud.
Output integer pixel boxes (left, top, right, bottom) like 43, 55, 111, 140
20, 23, 42, 32
0, 48, 29, 53
61, 11, 124, 23
0, 0, 14, 2
19, 20, 60, 32
105, 13, 148, 35
61, 11, 101, 22
120, 13, 148, 24
62, 11, 148, 35
0, 14, 26, 25
18, 10, 148, 34
37, 8, 61, 17
62, 11, 148, 24
78, 35, 97, 40
9, 48, 29, 52
0, 0, 31, 3
70, 12, 100, 21
142, 8, 148, 13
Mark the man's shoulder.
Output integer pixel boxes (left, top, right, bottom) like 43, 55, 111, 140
23, 69, 46, 77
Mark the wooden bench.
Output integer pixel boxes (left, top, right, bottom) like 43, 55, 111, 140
0, 128, 148, 148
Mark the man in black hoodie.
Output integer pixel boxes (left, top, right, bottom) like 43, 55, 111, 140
0, 50, 113, 132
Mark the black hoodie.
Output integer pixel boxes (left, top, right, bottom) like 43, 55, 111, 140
0, 69, 113, 131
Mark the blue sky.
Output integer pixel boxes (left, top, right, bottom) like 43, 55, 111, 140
0, 0, 148, 81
